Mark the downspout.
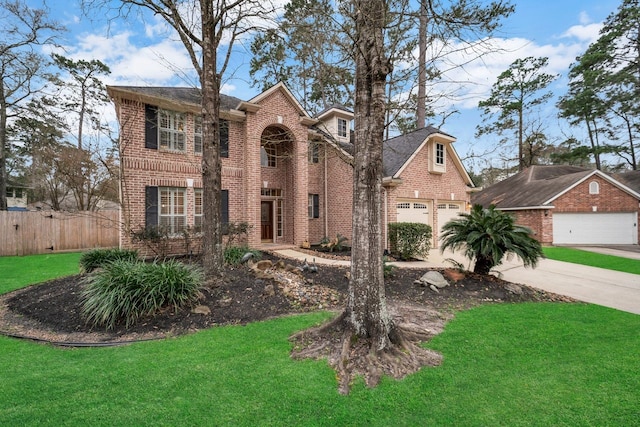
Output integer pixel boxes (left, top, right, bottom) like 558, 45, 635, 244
324, 142, 328, 237
382, 186, 388, 253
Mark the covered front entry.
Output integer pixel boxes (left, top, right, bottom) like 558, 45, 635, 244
261, 201, 273, 242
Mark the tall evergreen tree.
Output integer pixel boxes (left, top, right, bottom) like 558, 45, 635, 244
476, 56, 557, 171
0, 0, 63, 210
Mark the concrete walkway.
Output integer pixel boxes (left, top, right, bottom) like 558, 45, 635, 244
274, 248, 640, 316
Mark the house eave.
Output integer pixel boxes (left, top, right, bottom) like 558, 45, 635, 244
382, 177, 403, 187
237, 101, 261, 113
108, 86, 201, 113
497, 205, 554, 211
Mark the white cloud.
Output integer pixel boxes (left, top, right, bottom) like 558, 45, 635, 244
560, 23, 602, 42
428, 19, 603, 112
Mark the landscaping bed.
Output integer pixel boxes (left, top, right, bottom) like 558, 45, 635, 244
0, 252, 573, 345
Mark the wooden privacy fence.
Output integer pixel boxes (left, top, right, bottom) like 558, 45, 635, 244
0, 211, 119, 256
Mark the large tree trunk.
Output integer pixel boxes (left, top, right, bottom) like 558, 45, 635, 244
291, 0, 444, 394
347, 0, 392, 349
416, 0, 427, 129
0, 89, 7, 211
200, 1, 224, 280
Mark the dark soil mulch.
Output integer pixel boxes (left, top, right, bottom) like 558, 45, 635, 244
0, 252, 574, 345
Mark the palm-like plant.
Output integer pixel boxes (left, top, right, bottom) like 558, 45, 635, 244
440, 204, 544, 275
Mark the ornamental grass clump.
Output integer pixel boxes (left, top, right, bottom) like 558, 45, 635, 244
81, 259, 203, 329
79, 248, 139, 273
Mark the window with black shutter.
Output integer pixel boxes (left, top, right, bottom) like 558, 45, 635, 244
145, 105, 158, 149
221, 189, 229, 224
220, 119, 229, 158
145, 186, 159, 228
308, 194, 319, 219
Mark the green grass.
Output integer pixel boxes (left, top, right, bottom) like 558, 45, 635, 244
1, 304, 638, 426
0, 252, 82, 294
543, 247, 640, 275
1, 253, 639, 425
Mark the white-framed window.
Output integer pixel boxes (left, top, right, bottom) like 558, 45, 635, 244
337, 118, 348, 138
261, 144, 276, 167
589, 181, 600, 194
194, 115, 202, 154
435, 142, 445, 165
159, 109, 186, 152
194, 189, 203, 230
308, 141, 319, 163
159, 187, 186, 234
308, 194, 320, 218
397, 202, 411, 209
414, 203, 428, 209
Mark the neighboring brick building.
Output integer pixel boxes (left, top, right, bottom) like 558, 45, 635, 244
472, 165, 640, 245
108, 83, 475, 256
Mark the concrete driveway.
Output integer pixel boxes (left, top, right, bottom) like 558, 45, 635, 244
429, 247, 640, 315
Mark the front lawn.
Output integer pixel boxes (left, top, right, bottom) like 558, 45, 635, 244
543, 247, 640, 275
1, 252, 639, 425
1, 303, 638, 426
0, 252, 82, 294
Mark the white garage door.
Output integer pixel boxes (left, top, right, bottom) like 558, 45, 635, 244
396, 200, 431, 225
553, 212, 638, 245
437, 203, 463, 234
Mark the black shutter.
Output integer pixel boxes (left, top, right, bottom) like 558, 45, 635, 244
221, 190, 229, 225
313, 194, 320, 218
145, 105, 158, 149
220, 119, 229, 158
145, 186, 159, 228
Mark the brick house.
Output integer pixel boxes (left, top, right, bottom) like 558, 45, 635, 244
472, 165, 640, 245
108, 83, 475, 256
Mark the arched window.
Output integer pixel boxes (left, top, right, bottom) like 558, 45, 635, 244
589, 181, 600, 195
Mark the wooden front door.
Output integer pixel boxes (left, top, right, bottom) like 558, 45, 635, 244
261, 201, 273, 241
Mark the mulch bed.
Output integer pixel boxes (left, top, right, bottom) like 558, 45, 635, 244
0, 251, 574, 346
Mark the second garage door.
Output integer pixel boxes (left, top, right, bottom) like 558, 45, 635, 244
553, 212, 638, 245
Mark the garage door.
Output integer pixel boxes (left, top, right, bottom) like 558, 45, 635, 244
396, 200, 431, 225
437, 203, 463, 234
553, 212, 638, 245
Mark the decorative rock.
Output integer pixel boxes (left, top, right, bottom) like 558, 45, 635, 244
415, 271, 449, 289
192, 305, 211, 315
263, 284, 275, 297
505, 283, 523, 295
253, 260, 273, 271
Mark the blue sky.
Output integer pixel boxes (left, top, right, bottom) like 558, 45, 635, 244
43, 0, 623, 169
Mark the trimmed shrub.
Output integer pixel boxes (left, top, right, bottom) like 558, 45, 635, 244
81, 259, 203, 329
224, 245, 262, 266
388, 222, 432, 260
79, 248, 139, 273
440, 204, 543, 275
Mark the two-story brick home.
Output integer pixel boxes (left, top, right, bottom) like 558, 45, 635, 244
108, 83, 475, 257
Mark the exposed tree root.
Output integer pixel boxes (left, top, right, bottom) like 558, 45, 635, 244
291, 301, 452, 394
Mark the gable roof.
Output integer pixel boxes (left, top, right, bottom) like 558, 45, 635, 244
315, 104, 354, 120
244, 82, 313, 119
383, 126, 450, 177
107, 86, 243, 112
614, 170, 640, 194
472, 165, 640, 209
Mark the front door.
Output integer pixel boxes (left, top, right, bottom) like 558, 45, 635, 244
261, 201, 273, 241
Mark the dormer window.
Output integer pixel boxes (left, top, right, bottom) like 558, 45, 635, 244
435, 142, 445, 165
337, 118, 348, 138
429, 141, 446, 174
